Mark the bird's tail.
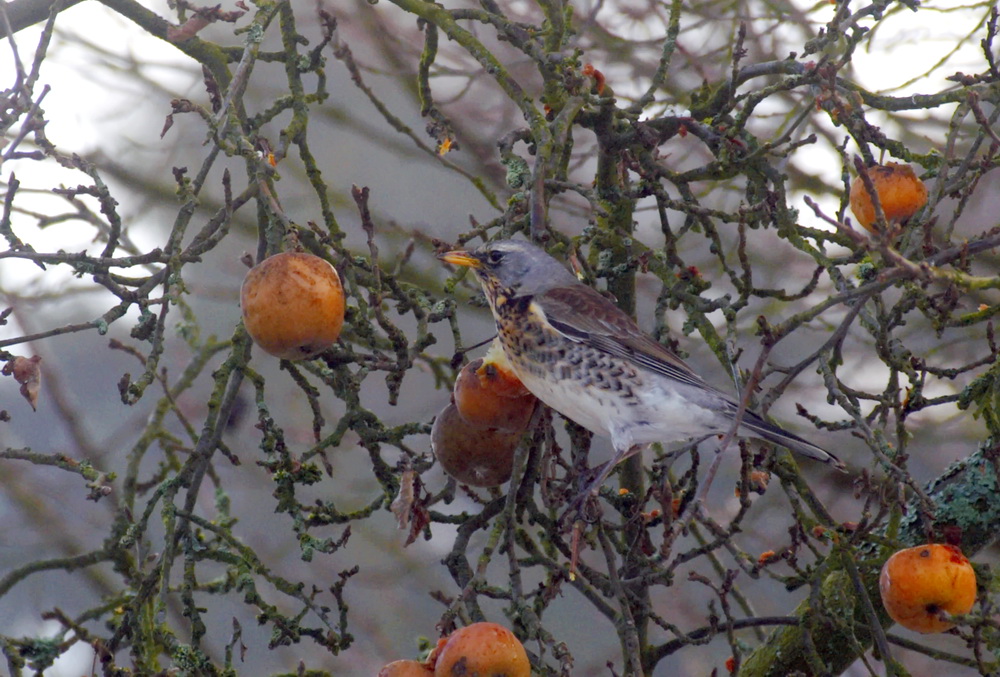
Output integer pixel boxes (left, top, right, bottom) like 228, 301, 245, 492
740, 412, 847, 472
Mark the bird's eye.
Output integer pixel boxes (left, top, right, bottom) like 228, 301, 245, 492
487, 250, 504, 265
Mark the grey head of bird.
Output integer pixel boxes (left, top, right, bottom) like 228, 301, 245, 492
440, 239, 579, 298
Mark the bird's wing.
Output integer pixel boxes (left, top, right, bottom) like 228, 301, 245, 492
535, 285, 719, 393
535, 284, 847, 471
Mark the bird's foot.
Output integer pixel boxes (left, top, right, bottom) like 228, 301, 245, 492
558, 486, 603, 531
560, 491, 604, 582
557, 457, 618, 530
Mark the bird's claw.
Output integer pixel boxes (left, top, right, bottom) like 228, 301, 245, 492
559, 489, 602, 530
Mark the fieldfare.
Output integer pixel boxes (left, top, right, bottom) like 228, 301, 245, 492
439, 239, 845, 501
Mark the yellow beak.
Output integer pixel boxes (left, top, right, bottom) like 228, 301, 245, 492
438, 250, 481, 268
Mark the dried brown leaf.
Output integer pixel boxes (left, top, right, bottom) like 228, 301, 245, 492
3, 355, 42, 411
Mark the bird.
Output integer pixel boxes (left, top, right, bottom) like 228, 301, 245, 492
438, 238, 846, 504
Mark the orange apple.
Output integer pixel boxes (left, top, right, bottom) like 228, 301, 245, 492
453, 357, 537, 433
849, 162, 927, 234
378, 659, 433, 676
879, 543, 977, 633
431, 403, 520, 487
430, 622, 530, 677
240, 252, 345, 360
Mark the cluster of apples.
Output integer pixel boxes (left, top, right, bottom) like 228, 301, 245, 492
238, 175, 973, 656
237, 251, 540, 490
379, 622, 530, 676
237, 257, 534, 671
431, 341, 538, 487
849, 166, 981, 632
